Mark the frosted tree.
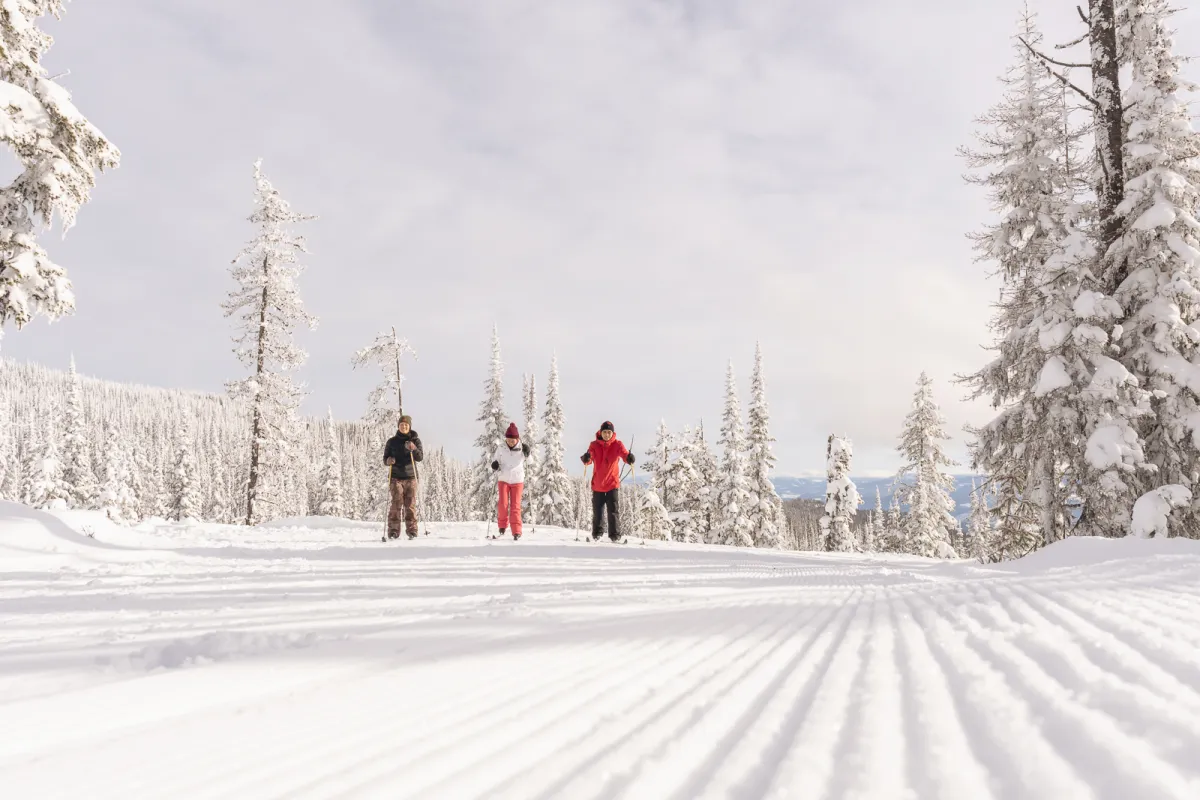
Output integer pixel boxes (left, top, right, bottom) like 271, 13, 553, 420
317, 408, 344, 518
819, 435, 860, 552
28, 400, 69, 509
637, 487, 673, 541
644, 419, 673, 505
470, 326, 507, 519
223, 159, 317, 525
521, 373, 542, 525
351, 326, 417, 430
1108, 0, 1200, 534
894, 373, 960, 558
169, 421, 201, 522
61, 356, 97, 507
691, 421, 718, 542
712, 362, 753, 547
660, 424, 702, 543
0, 396, 12, 499
0, 1, 121, 337
99, 423, 138, 525
745, 343, 784, 548
966, 478, 994, 562
539, 354, 575, 527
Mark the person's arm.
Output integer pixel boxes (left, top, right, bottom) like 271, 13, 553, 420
491, 444, 501, 471
618, 440, 633, 464
411, 435, 423, 462
383, 437, 396, 465
581, 442, 593, 464
521, 443, 530, 457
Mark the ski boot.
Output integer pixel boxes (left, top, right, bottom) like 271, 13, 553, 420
512, 531, 521, 541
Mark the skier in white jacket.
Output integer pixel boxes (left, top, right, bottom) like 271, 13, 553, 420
490, 422, 530, 540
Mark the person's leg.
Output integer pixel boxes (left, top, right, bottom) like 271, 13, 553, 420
387, 479, 403, 537
591, 490, 605, 539
401, 479, 418, 535
606, 488, 620, 540
497, 481, 510, 532
510, 483, 523, 535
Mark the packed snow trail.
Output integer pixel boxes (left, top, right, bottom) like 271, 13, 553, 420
1, 504, 1199, 799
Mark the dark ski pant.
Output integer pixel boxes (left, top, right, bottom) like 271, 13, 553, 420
388, 478, 418, 536
592, 488, 620, 540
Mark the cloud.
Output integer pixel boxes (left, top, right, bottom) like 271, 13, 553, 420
6, 0, 1199, 475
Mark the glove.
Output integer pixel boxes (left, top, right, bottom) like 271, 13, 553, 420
385, 457, 396, 466
581, 453, 591, 465
405, 442, 416, 451
626, 453, 636, 465
521, 443, 530, 456
491, 461, 499, 471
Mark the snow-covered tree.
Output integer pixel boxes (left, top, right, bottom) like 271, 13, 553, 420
1109, 0, 1200, 533
745, 343, 784, 548
99, 423, 138, 525
61, 356, 97, 507
644, 419, 673, 504
538, 354, 575, 527
691, 421, 718, 542
169, 421, 201, 522
223, 159, 318, 525
470, 325, 507, 520
27, 399, 69, 509
521, 373, 542, 526
966, 478, 995, 562
317, 408, 344, 518
895, 373, 960, 558
819, 435, 860, 552
0, 1, 120, 337
659, 424, 701, 543
0, 396, 12, 499
712, 362, 753, 547
351, 326, 417, 431
636, 487, 673, 541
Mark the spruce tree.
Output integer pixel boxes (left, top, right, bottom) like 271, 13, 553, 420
28, 399, 70, 509
712, 363, 753, 547
99, 423, 139, 525
169, 421, 201, 522
317, 408, 345, 517
661, 424, 702, 543
0, 397, 12, 500
746, 343, 784, 548
0, 1, 120, 335
61, 356, 98, 508
894, 373, 960, 558
521, 373, 542, 526
820, 435, 860, 552
539, 354, 575, 527
691, 422, 718, 542
351, 326, 417, 429
967, 478, 994, 562
471, 326, 507, 520
645, 420, 674, 507
223, 159, 317, 525
637, 487, 673, 541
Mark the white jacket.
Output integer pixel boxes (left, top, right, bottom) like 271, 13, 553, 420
492, 443, 527, 485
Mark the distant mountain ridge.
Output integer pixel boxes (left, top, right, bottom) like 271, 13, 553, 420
770, 475, 986, 517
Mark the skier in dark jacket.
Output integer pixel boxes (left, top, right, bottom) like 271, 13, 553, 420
580, 420, 634, 541
383, 415, 423, 539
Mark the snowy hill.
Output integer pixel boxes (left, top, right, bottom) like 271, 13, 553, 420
2, 500, 1198, 798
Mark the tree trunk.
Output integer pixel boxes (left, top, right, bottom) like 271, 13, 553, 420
244, 267, 269, 526
1089, 0, 1125, 271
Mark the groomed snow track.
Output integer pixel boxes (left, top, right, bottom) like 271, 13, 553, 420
1, 509, 1198, 799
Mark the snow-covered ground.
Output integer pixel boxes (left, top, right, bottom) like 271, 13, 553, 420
2, 501, 1199, 799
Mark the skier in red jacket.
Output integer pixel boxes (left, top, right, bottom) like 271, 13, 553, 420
580, 420, 635, 541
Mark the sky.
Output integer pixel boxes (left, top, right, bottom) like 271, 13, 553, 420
4, 0, 1200, 476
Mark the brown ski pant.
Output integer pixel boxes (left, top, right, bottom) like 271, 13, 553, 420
388, 478, 418, 536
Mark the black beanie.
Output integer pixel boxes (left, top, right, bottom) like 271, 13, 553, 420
600, 420, 614, 432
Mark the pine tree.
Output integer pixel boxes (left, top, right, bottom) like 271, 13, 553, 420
691, 422, 718, 542
317, 408, 344, 518
637, 487, 673, 541
169, 421, 201, 522
223, 159, 318, 525
61, 356, 97, 508
471, 326, 507, 520
660, 424, 701, 543
1108, 0, 1200, 535
894, 373, 960, 558
539, 354, 575, 527
820, 435, 860, 552
0, 1, 120, 335
521, 373, 542, 526
0, 396, 12, 500
99, 423, 139, 525
645, 420, 674, 506
712, 362, 753, 547
351, 326, 417, 430
967, 478, 994, 562
745, 343, 784, 548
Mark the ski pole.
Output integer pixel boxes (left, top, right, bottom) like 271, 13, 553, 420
411, 448, 425, 536
382, 464, 392, 542
575, 462, 590, 540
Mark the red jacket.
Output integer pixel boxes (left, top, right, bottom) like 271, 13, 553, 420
587, 433, 630, 493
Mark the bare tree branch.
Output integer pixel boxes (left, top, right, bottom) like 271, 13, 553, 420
1077, 5, 1090, 26
1019, 38, 1090, 68
1019, 37, 1100, 107
1055, 30, 1090, 50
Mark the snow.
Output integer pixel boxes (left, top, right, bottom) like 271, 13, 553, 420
1034, 355, 1072, 396
1131, 199, 1177, 231
1130, 485, 1193, 538
2, 501, 1200, 798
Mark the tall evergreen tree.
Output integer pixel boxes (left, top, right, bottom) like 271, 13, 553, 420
745, 343, 784, 548
99, 423, 138, 525
895, 373, 960, 558
317, 408, 345, 518
820, 435, 860, 552
0, 1, 120, 336
967, 478, 995, 562
538, 354, 575, 527
661, 424, 702, 543
61, 356, 97, 508
0, 396, 12, 499
471, 326, 507, 520
521, 373, 542, 526
223, 159, 317, 525
28, 399, 69, 509
351, 326, 417, 430
169, 421, 201, 522
691, 421, 718, 542
712, 362, 753, 547
645, 419, 674, 506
